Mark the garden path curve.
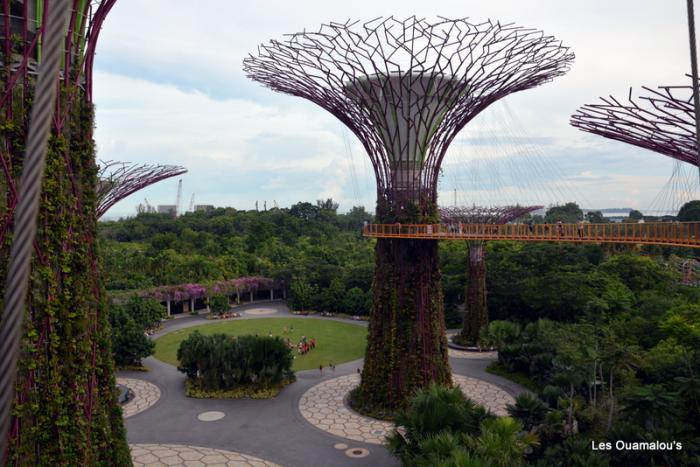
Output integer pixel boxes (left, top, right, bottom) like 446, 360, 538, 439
121, 302, 527, 467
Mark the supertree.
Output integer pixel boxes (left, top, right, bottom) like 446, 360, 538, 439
440, 205, 542, 346
571, 77, 698, 167
96, 160, 187, 218
0, 2, 131, 464
244, 16, 573, 411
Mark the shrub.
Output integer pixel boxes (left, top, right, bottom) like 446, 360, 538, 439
506, 393, 549, 431
342, 287, 370, 315
387, 384, 493, 465
387, 384, 538, 467
176, 332, 294, 392
480, 320, 521, 350
121, 295, 164, 330
110, 307, 155, 366
209, 294, 230, 315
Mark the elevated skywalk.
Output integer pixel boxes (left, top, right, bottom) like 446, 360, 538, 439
363, 222, 700, 248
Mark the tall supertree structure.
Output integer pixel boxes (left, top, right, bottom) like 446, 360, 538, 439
571, 78, 698, 167
244, 17, 573, 411
0, 2, 131, 465
96, 160, 187, 218
440, 205, 542, 346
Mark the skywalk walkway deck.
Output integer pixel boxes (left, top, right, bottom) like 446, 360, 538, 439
363, 222, 700, 248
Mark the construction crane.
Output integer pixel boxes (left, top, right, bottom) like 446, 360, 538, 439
175, 179, 182, 217
189, 193, 195, 212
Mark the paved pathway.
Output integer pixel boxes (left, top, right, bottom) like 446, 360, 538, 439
118, 377, 161, 418
150, 301, 368, 340
121, 302, 526, 467
130, 443, 280, 466
448, 348, 498, 359
298, 373, 515, 445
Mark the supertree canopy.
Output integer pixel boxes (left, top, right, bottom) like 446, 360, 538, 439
440, 205, 543, 225
245, 16, 573, 411
440, 205, 542, 346
571, 77, 698, 166
96, 160, 187, 218
0, 2, 131, 464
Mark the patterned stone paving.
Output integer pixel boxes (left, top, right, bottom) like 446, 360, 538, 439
244, 307, 278, 315
453, 374, 512, 416
445, 331, 498, 359
130, 444, 281, 467
448, 347, 498, 359
299, 374, 392, 444
299, 373, 514, 445
117, 377, 161, 418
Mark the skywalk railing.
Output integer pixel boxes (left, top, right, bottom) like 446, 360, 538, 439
363, 222, 700, 248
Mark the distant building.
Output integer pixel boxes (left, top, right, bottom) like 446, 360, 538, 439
194, 205, 214, 212
157, 205, 177, 215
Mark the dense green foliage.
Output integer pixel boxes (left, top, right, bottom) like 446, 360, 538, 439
678, 200, 700, 222
118, 295, 165, 330
2, 91, 129, 463
109, 308, 155, 367
544, 202, 584, 223
109, 296, 162, 366
176, 331, 294, 392
387, 385, 538, 467
209, 294, 230, 314
100, 202, 374, 314
101, 201, 700, 464
479, 251, 700, 466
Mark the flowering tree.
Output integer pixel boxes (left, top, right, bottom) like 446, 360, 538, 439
147, 277, 274, 306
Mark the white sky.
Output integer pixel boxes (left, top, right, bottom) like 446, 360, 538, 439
93, 0, 700, 218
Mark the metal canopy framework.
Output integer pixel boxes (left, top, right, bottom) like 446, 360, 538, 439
244, 17, 574, 205
440, 205, 543, 225
571, 77, 698, 166
96, 161, 187, 218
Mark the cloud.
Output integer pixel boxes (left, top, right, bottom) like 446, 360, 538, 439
94, 0, 697, 217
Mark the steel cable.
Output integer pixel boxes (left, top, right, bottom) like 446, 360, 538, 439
0, 0, 72, 460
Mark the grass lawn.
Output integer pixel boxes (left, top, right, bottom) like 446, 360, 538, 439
154, 318, 367, 371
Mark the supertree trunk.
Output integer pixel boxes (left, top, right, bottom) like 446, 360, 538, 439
2, 94, 130, 467
356, 236, 451, 412
439, 208, 543, 346
460, 241, 488, 346
0, 3, 130, 465
244, 17, 573, 413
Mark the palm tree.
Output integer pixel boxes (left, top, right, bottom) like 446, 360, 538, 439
415, 433, 490, 467
621, 384, 681, 431
467, 417, 539, 467
506, 393, 549, 431
387, 384, 492, 463
600, 330, 641, 431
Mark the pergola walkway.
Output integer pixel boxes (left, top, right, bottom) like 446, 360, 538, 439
364, 222, 700, 248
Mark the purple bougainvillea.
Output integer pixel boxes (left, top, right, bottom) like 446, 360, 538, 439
147, 277, 274, 302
